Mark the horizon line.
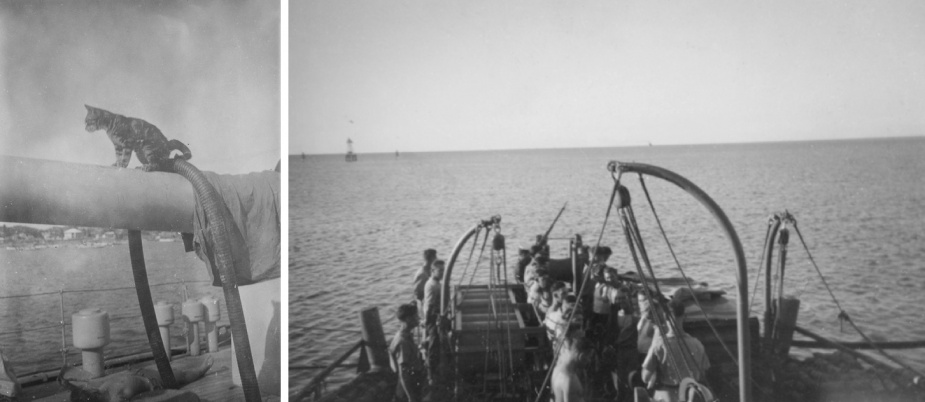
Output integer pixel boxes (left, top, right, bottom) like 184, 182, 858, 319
291, 133, 923, 157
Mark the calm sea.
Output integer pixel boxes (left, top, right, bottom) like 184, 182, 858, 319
289, 137, 925, 394
0, 241, 226, 376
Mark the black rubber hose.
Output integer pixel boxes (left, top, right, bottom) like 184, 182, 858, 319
168, 158, 261, 401
128, 230, 178, 389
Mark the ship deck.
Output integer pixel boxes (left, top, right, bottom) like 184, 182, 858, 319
20, 347, 246, 402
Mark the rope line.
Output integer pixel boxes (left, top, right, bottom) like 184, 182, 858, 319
482, 233, 497, 393
637, 174, 739, 368
532, 175, 620, 402
634, 178, 776, 397
621, 207, 691, 380
791, 222, 925, 379
748, 220, 773, 312
456, 226, 488, 291
493, 226, 516, 381
466, 229, 491, 289
455, 226, 484, 290
790, 223, 843, 312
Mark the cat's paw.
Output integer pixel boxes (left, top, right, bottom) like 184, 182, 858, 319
112, 163, 124, 168
140, 164, 155, 172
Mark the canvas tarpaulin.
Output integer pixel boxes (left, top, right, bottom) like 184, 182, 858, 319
191, 170, 280, 286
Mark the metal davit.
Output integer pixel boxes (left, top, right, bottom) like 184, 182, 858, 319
439, 219, 487, 315
608, 160, 752, 402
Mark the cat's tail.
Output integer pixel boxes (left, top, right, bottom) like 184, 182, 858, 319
168, 139, 192, 161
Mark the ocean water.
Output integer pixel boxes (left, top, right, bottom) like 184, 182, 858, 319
289, 137, 925, 395
0, 241, 227, 376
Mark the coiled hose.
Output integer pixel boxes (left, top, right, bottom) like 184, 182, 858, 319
168, 158, 261, 401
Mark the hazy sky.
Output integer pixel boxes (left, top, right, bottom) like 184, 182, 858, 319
291, 0, 925, 155
0, 1, 280, 174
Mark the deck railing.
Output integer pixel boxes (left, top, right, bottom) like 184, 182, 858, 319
0, 279, 224, 384
294, 340, 366, 401
292, 307, 393, 402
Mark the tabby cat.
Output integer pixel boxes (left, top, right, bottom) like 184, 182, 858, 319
83, 105, 192, 172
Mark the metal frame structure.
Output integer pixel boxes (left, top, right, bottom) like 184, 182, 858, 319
608, 160, 752, 402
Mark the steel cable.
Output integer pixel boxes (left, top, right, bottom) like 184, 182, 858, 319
532, 174, 620, 402
637, 174, 738, 368
791, 222, 925, 380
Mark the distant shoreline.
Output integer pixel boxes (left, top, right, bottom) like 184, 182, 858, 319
2, 237, 179, 251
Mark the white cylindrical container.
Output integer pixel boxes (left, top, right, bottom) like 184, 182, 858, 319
200, 296, 221, 353
182, 300, 204, 356
154, 301, 174, 361
71, 308, 110, 378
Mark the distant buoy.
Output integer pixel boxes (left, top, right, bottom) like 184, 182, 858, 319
71, 308, 110, 378
345, 138, 358, 162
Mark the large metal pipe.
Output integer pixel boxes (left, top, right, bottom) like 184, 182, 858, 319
0, 155, 193, 231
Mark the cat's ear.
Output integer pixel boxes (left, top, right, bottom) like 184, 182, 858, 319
85, 105, 92, 111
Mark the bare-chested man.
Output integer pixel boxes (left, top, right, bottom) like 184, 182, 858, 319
552, 323, 588, 402
390, 303, 426, 402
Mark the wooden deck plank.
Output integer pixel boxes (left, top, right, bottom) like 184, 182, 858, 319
181, 348, 244, 402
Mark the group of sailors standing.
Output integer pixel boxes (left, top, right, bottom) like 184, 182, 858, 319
389, 249, 443, 402
522, 240, 712, 402
388, 242, 711, 402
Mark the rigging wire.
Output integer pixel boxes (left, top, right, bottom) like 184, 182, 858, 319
482, 247, 495, 394
484, 225, 509, 395
748, 219, 774, 312
456, 226, 485, 290
621, 207, 692, 381
791, 221, 925, 379
635, 176, 777, 397
466, 229, 492, 289
637, 174, 739, 368
531, 172, 622, 402
452, 220, 510, 395
495, 231, 516, 381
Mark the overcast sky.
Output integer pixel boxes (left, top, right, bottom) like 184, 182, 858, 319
0, 1, 280, 174
291, 0, 925, 155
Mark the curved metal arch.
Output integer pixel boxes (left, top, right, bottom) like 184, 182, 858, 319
763, 214, 782, 341
608, 161, 752, 402
440, 218, 492, 315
